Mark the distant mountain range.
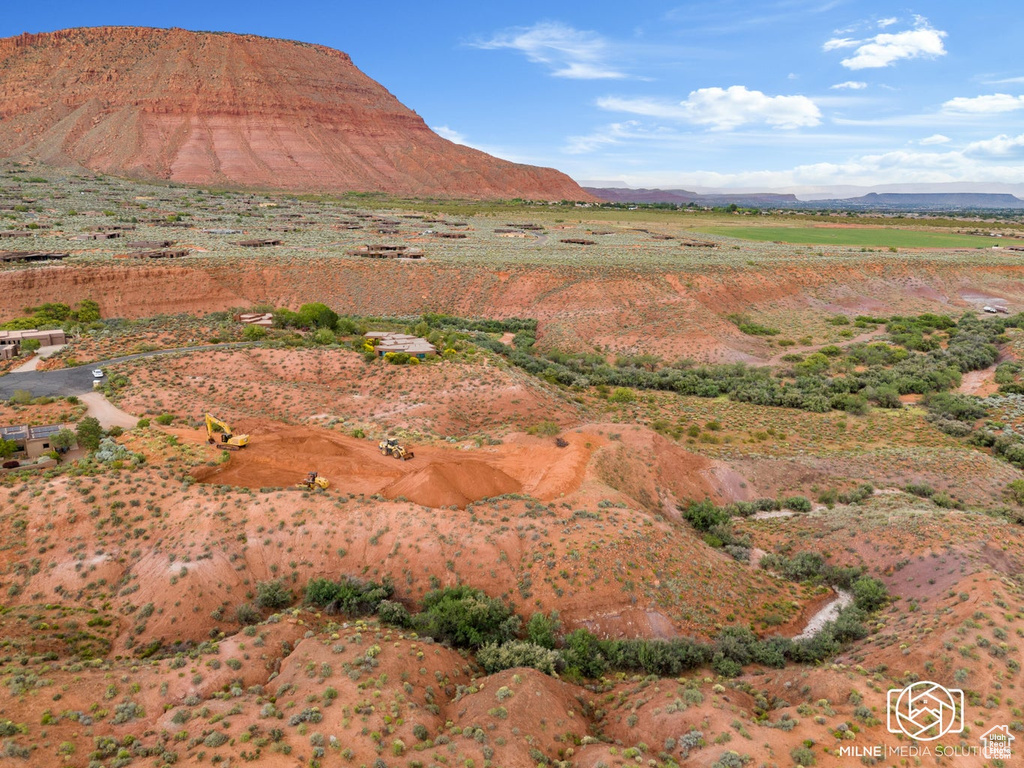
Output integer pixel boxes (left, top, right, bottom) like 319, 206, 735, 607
583, 186, 1024, 211
584, 187, 799, 207
829, 192, 1024, 210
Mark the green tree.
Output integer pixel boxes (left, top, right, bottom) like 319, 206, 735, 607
19, 338, 41, 353
75, 417, 103, 451
297, 303, 339, 330
50, 428, 77, 452
0, 438, 17, 459
74, 300, 101, 323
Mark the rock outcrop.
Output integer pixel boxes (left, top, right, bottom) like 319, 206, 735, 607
0, 27, 592, 200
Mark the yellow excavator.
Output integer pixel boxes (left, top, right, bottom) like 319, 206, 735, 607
204, 413, 249, 450
296, 471, 329, 490
379, 437, 414, 461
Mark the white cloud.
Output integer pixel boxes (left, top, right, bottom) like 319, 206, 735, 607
473, 22, 627, 79
825, 17, 947, 70
830, 81, 867, 90
563, 121, 640, 154
964, 134, 1024, 158
877, 17, 898, 28
602, 151, 1021, 189
919, 134, 950, 145
823, 37, 858, 51
598, 86, 821, 130
942, 93, 1024, 114
986, 76, 1024, 85
433, 125, 468, 145
567, 132, 1024, 189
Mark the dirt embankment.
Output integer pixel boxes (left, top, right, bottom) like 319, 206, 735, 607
6, 258, 1024, 360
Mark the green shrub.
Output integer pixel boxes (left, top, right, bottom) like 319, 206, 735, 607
312, 328, 336, 345
413, 585, 520, 649
526, 420, 560, 437
377, 599, 411, 627
242, 324, 267, 341
255, 579, 293, 610
713, 752, 751, 768
681, 500, 731, 532
9, 389, 32, 405
609, 387, 636, 403
235, 603, 260, 625
780, 496, 811, 512
1007, 479, 1024, 505
852, 577, 889, 612
155, 413, 175, 426
304, 577, 393, 615
525, 611, 561, 649
204, 731, 229, 748
477, 641, 563, 675
790, 745, 816, 766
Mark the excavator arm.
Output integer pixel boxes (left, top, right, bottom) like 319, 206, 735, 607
205, 413, 249, 450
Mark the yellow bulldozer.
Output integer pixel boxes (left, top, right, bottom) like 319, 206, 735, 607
296, 471, 329, 490
379, 437, 414, 461
204, 413, 249, 450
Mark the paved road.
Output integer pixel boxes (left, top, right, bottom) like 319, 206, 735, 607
0, 343, 252, 399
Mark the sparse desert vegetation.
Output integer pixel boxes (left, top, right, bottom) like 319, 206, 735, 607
1, 164, 1023, 767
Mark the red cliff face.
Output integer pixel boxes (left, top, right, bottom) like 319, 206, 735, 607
0, 27, 593, 200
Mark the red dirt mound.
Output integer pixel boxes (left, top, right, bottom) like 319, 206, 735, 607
193, 422, 529, 507
381, 459, 521, 507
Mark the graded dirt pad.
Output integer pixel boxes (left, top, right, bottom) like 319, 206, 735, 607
191, 420, 742, 511
194, 422, 528, 507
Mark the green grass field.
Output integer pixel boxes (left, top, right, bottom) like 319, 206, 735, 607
694, 225, 1011, 249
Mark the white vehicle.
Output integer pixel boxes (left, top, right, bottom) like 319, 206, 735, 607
92, 369, 104, 379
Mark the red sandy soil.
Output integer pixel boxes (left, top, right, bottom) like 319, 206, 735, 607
0, 28, 592, 201
189, 421, 744, 512
0, 419, 1019, 767
114, 346, 578, 438
958, 365, 999, 397
4, 257, 1024, 362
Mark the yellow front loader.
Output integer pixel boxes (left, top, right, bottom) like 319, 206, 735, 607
379, 437, 414, 460
296, 471, 329, 490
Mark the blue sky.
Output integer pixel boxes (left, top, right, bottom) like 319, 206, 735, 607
3, 1, 1023, 191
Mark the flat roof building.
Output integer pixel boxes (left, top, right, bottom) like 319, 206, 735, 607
0, 423, 74, 459
365, 332, 437, 359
